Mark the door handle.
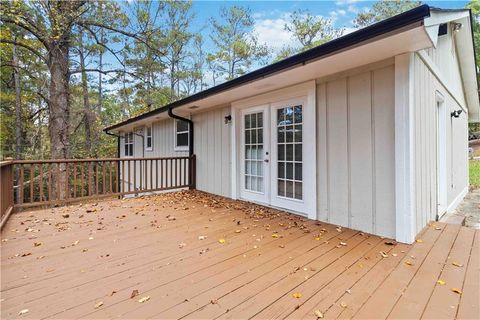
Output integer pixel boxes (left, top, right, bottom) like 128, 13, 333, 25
264, 159, 269, 163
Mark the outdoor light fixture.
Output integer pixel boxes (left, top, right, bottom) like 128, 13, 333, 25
451, 109, 463, 118
452, 22, 463, 32
224, 115, 232, 124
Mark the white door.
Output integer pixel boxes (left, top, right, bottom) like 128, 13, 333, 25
240, 105, 270, 204
239, 98, 310, 215
270, 98, 308, 213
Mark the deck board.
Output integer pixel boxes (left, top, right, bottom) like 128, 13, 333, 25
1, 191, 478, 320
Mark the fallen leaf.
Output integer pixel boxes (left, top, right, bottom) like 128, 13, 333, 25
380, 251, 388, 258
272, 234, 279, 238
452, 262, 464, 267
178, 243, 186, 248
21, 252, 32, 257
437, 280, 446, 285
384, 241, 396, 246
210, 299, 218, 304
131, 289, 139, 299
416, 239, 423, 243
405, 261, 414, 266
18, 309, 29, 316
218, 239, 226, 244
314, 309, 324, 318
340, 301, 348, 308
138, 296, 150, 303
292, 292, 302, 299
109, 291, 117, 296
198, 235, 207, 240
33, 242, 43, 247
62, 214, 70, 218
451, 288, 463, 295
339, 242, 347, 246
94, 301, 103, 309
235, 229, 241, 233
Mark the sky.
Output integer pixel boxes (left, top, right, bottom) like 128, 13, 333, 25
190, 0, 469, 53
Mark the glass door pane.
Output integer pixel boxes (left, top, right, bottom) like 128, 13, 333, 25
276, 105, 303, 200
244, 112, 264, 193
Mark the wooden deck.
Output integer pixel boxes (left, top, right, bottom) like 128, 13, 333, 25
1, 191, 478, 319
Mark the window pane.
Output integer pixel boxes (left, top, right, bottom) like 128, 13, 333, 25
294, 125, 302, 142
277, 109, 285, 125
286, 144, 294, 161
251, 177, 257, 191
177, 120, 189, 132
278, 179, 285, 197
286, 125, 293, 142
278, 145, 285, 161
147, 126, 152, 136
129, 145, 133, 156
252, 160, 257, 175
285, 107, 293, 125
257, 145, 263, 159
257, 162, 263, 176
246, 146, 252, 159
257, 112, 263, 127
278, 162, 285, 179
177, 132, 188, 146
294, 182, 303, 200
245, 114, 251, 129
294, 105, 302, 123
286, 162, 293, 180
286, 180, 294, 198
251, 146, 257, 160
294, 163, 302, 181
295, 144, 302, 162
246, 175, 251, 189
251, 113, 257, 128
245, 129, 251, 144
147, 137, 152, 148
257, 177, 263, 192
245, 160, 250, 174
258, 129, 263, 143
278, 127, 285, 143
251, 130, 257, 144
125, 145, 129, 156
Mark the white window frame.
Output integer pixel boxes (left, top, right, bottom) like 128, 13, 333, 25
124, 132, 134, 157
174, 119, 189, 151
144, 125, 153, 151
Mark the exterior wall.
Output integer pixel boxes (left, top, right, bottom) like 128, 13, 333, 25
412, 52, 469, 235
119, 106, 231, 198
316, 62, 396, 238
192, 106, 231, 198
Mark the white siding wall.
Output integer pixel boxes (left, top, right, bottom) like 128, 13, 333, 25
316, 63, 396, 238
192, 106, 231, 198
412, 52, 469, 235
119, 106, 231, 198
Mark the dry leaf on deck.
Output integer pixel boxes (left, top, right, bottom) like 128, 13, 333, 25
138, 296, 150, 303
340, 301, 348, 308
416, 239, 423, 243
130, 289, 139, 299
451, 288, 463, 295
380, 251, 388, 258
18, 309, 29, 316
452, 262, 464, 267
405, 261, 414, 266
292, 292, 302, 299
94, 301, 104, 309
218, 239, 226, 244
314, 309, 324, 318
33, 242, 42, 247
437, 280, 446, 285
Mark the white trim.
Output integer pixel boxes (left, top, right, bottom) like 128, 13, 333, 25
231, 106, 239, 200
436, 92, 448, 218
174, 119, 189, 152
144, 125, 153, 151
446, 186, 468, 213
394, 53, 416, 244
416, 50, 467, 112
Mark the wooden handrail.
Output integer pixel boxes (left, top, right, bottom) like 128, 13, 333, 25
0, 156, 196, 219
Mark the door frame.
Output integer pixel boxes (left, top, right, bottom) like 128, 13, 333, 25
230, 80, 317, 219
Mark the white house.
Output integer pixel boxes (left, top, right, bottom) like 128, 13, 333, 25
104, 5, 479, 244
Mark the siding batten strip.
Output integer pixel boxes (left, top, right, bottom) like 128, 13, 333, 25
371, 70, 376, 235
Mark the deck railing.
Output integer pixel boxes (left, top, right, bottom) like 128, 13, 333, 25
0, 156, 195, 228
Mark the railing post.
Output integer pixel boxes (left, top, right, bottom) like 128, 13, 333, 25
0, 159, 15, 230
189, 154, 196, 190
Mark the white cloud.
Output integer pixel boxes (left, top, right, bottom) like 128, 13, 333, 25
253, 17, 296, 50
335, 0, 360, 6
347, 5, 359, 14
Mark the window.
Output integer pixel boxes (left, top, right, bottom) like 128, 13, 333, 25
145, 125, 153, 151
124, 132, 133, 156
175, 119, 189, 151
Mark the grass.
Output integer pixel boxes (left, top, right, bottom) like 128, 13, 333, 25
470, 160, 480, 190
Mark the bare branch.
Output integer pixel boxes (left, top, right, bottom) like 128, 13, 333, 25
69, 68, 140, 80
0, 17, 49, 49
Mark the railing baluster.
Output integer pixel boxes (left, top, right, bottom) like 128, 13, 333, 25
139, 160, 142, 191
39, 163, 43, 202
56, 163, 61, 201
48, 164, 52, 201
102, 161, 106, 195
73, 163, 77, 198
80, 163, 84, 197
29, 164, 34, 203
19, 164, 24, 205
109, 161, 113, 194
95, 162, 99, 196
65, 162, 69, 200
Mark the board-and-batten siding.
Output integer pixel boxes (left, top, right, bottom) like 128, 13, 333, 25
120, 106, 231, 198
192, 106, 231, 198
316, 64, 396, 238
412, 53, 468, 235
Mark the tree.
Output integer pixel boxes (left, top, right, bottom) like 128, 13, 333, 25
276, 9, 343, 60
466, 0, 480, 133
353, 0, 422, 28
209, 6, 270, 81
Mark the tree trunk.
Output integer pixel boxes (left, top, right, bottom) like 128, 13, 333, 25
13, 40, 23, 204
79, 31, 94, 157
47, 39, 70, 199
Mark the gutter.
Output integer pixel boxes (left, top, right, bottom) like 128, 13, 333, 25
168, 107, 194, 156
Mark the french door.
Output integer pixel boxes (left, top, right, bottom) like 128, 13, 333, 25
240, 98, 308, 214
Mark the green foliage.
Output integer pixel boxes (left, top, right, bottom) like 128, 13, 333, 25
470, 160, 480, 189
353, 0, 422, 28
